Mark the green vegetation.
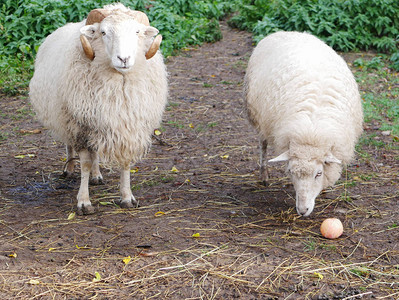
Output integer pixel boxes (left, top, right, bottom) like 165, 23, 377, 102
352, 55, 399, 136
228, 0, 399, 55
0, 0, 234, 94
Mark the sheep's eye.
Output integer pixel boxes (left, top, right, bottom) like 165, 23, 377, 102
315, 171, 322, 178
101, 31, 106, 36
136, 30, 140, 34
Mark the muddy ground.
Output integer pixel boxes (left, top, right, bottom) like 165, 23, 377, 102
0, 23, 398, 299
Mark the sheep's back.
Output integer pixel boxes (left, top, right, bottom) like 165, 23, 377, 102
244, 31, 363, 161
29, 21, 86, 143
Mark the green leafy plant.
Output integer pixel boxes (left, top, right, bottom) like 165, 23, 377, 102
229, 0, 399, 54
0, 0, 234, 95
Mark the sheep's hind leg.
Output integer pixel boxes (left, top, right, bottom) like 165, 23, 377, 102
260, 139, 269, 184
76, 149, 95, 215
89, 151, 103, 185
63, 145, 76, 177
116, 163, 139, 208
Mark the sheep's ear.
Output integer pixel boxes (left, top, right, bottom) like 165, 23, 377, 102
80, 24, 99, 38
324, 154, 341, 164
268, 151, 290, 163
144, 26, 159, 38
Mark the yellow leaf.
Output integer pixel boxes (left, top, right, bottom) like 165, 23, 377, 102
123, 256, 131, 265
188, 123, 194, 128
93, 272, 101, 282
313, 272, 323, 280
155, 211, 165, 217
154, 129, 162, 136
29, 279, 40, 285
14, 154, 35, 159
9, 253, 17, 258
48, 248, 55, 252
220, 155, 229, 159
171, 166, 179, 172
130, 167, 139, 173
76, 245, 90, 250
192, 233, 200, 238
67, 212, 76, 220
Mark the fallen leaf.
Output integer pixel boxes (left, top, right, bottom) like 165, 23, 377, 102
130, 167, 139, 173
188, 123, 194, 128
48, 248, 55, 252
154, 211, 165, 217
76, 245, 90, 250
313, 272, 324, 280
28, 279, 40, 285
154, 129, 162, 136
220, 155, 229, 159
8, 253, 17, 258
14, 154, 35, 159
67, 212, 76, 220
92, 272, 101, 282
123, 256, 131, 265
192, 233, 200, 238
171, 166, 179, 172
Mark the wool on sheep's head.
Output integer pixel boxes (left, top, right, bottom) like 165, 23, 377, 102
80, 7, 162, 67
269, 143, 341, 217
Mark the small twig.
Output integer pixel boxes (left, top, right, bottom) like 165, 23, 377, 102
342, 291, 373, 300
345, 238, 362, 260
159, 245, 224, 271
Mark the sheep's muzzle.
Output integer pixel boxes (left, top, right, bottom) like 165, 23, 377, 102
80, 8, 162, 61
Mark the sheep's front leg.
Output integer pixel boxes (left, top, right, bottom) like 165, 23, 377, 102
63, 145, 76, 177
260, 139, 269, 184
116, 163, 138, 208
89, 151, 103, 185
76, 149, 95, 215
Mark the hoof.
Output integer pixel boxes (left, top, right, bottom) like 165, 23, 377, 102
89, 177, 104, 185
77, 204, 95, 215
116, 198, 139, 209
61, 171, 75, 179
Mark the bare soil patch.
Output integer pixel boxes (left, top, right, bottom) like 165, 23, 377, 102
0, 23, 398, 299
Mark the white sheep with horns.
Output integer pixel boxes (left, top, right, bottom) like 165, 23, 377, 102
244, 31, 363, 217
29, 3, 168, 215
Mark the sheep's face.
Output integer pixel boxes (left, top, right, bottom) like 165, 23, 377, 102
287, 159, 324, 217
80, 14, 159, 73
269, 149, 341, 217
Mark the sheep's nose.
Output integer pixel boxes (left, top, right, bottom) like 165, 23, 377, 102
117, 56, 130, 65
297, 206, 309, 216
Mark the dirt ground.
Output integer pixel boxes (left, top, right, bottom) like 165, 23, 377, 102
0, 23, 398, 299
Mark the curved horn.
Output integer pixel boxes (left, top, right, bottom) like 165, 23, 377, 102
80, 9, 111, 60
124, 10, 150, 26
145, 34, 162, 60
80, 35, 95, 60
124, 10, 160, 59
86, 8, 111, 25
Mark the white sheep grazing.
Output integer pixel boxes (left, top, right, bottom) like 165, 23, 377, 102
29, 3, 168, 215
244, 31, 363, 217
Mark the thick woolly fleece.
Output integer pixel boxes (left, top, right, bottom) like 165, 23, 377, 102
29, 10, 168, 167
245, 31, 363, 188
